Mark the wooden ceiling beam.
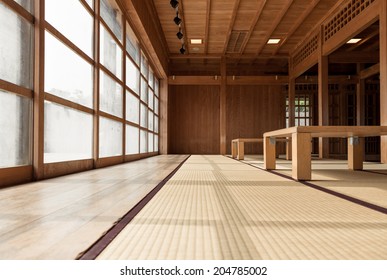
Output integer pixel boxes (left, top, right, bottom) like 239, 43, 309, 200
359, 63, 380, 79
255, 0, 294, 56
222, 0, 241, 55
329, 51, 379, 64
238, 0, 267, 55
169, 53, 289, 60
204, 0, 211, 54
273, 0, 321, 55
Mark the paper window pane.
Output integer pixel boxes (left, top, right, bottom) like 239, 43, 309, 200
0, 3, 33, 89
46, 0, 93, 57
100, 24, 122, 79
100, 70, 123, 117
126, 91, 139, 124
126, 56, 140, 94
125, 125, 139, 155
0, 90, 31, 168
99, 117, 122, 157
44, 101, 93, 163
45, 31, 93, 108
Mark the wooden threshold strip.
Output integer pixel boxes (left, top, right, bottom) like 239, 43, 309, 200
77, 155, 191, 260
230, 156, 387, 216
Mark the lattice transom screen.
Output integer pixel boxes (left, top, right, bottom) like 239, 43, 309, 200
324, 0, 376, 42
293, 34, 318, 67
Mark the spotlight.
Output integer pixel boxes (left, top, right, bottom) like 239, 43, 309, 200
176, 28, 183, 40
170, 0, 179, 9
174, 12, 182, 25
180, 44, 185, 54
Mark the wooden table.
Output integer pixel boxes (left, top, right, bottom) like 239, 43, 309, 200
231, 138, 290, 160
263, 126, 387, 180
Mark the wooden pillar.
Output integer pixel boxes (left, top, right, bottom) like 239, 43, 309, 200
287, 72, 295, 160
33, 0, 45, 180
292, 132, 312, 180
348, 137, 364, 170
159, 79, 168, 154
380, 0, 387, 163
356, 64, 365, 126
220, 57, 227, 155
318, 27, 329, 159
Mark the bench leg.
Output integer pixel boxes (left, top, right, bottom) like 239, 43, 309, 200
348, 137, 364, 170
264, 137, 276, 169
231, 142, 237, 158
292, 133, 311, 180
237, 141, 244, 160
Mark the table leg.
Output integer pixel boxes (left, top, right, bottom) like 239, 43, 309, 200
231, 141, 237, 158
264, 137, 276, 169
286, 138, 292, 160
348, 137, 364, 170
237, 141, 244, 160
292, 132, 311, 180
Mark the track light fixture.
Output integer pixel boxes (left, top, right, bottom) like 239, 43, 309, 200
180, 44, 186, 54
176, 28, 183, 40
174, 12, 182, 25
170, 0, 179, 9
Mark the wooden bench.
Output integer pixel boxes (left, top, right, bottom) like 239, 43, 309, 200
231, 138, 290, 160
263, 126, 387, 180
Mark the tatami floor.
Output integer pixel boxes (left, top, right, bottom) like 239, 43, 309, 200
97, 155, 387, 260
1, 154, 387, 260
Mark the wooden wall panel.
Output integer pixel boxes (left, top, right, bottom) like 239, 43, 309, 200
168, 86, 220, 154
226, 85, 286, 155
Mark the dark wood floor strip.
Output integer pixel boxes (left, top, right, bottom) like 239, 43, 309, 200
229, 156, 387, 215
77, 155, 191, 260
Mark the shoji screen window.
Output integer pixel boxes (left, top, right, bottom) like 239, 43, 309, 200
44, 1, 94, 163
0, 2, 33, 168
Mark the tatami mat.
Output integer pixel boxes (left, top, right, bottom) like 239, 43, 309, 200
244, 155, 387, 209
97, 155, 387, 260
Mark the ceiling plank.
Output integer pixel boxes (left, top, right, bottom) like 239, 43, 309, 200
204, 0, 211, 54
255, 0, 294, 56
222, 0, 241, 55
273, 0, 321, 55
238, 0, 268, 55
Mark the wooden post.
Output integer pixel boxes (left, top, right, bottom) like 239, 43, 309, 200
264, 137, 276, 170
380, 0, 387, 163
292, 132, 312, 180
220, 57, 227, 155
33, 0, 45, 180
318, 27, 329, 159
287, 69, 295, 160
348, 137, 364, 170
159, 79, 168, 154
356, 64, 365, 126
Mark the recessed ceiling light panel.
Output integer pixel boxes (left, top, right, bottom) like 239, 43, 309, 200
190, 39, 203, 44
347, 38, 361, 44
267, 38, 280, 44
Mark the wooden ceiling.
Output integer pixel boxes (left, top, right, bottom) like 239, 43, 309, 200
151, 0, 380, 76
154, 0, 339, 56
